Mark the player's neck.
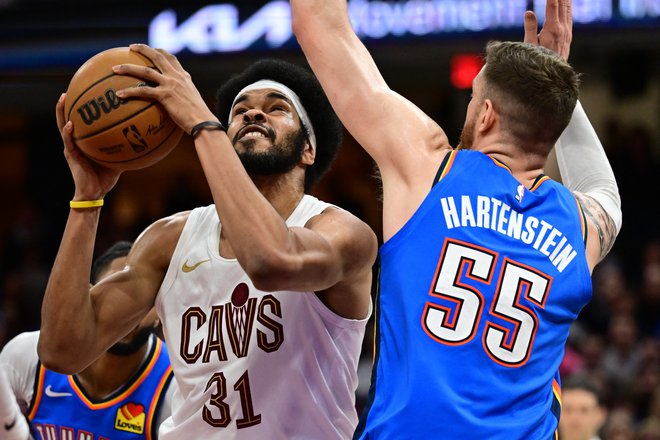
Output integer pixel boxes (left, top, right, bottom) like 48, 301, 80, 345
475, 141, 547, 189
218, 176, 305, 260
258, 180, 305, 218
250, 165, 306, 206
74, 341, 151, 400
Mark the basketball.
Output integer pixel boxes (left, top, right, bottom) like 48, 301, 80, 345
64, 47, 183, 171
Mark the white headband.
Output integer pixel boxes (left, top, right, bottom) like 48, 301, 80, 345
228, 80, 317, 153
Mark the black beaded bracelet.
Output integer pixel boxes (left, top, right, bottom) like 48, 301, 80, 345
190, 121, 226, 138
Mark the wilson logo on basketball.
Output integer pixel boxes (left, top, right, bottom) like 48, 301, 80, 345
76, 89, 126, 125
115, 402, 146, 434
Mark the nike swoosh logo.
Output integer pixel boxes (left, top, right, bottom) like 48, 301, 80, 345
4, 417, 15, 430
182, 258, 210, 273
45, 385, 73, 398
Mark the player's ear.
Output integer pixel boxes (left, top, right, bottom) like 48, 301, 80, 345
301, 140, 315, 166
478, 99, 497, 134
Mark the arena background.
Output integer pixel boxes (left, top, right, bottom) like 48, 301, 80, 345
0, 0, 658, 437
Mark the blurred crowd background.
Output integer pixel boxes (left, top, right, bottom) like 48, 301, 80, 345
0, 1, 658, 438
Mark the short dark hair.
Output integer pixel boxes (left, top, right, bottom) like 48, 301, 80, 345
91, 241, 132, 284
562, 375, 604, 406
483, 41, 580, 153
216, 59, 343, 192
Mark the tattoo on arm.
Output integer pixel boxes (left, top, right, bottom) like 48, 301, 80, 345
574, 192, 618, 260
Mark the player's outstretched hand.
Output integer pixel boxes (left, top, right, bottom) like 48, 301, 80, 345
524, 0, 572, 61
56, 94, 121, 201
112, 44, 219, 135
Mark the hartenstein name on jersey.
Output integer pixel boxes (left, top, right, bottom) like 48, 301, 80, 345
440, 195, 577, 273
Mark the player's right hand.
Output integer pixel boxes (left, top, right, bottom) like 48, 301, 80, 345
523, 0, 572, 61
56, 93, 122, 201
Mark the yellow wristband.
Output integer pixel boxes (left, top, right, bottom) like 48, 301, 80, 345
70, 199, 104, 209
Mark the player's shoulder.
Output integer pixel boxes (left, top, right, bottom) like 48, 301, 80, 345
3, 331, 39, 352
313, 206, 378, 264
316, 205, 375, 238
150, 210, 192, 231
136, 211, 192, 247
0, 331, 39, 363
128, 211, 194, 272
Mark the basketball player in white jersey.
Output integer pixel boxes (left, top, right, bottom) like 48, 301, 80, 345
40, 56, 377, 439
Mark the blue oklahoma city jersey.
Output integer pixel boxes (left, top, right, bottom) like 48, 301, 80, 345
28, 335, 173, 440
356, 150, 592, 439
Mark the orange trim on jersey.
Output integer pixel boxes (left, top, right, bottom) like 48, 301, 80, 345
552, 378, 562, 407
488, 156, 512, 172
27, 364, 46, 420
530, 175, 551, 192
145, 365, 173, 440
435, 150, 458, 184
574, 197, 588, 244
68, 339, 163, 410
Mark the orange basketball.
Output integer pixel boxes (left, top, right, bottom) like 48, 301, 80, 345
64, 47, 183, 171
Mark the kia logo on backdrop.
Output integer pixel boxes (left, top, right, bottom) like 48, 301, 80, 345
148, 0, 659, 55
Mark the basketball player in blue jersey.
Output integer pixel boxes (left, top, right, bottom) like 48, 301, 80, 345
0, 241, 174, 440
292, 0, 622, 438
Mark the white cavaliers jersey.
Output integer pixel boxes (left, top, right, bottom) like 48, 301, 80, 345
156, 195, 369, 439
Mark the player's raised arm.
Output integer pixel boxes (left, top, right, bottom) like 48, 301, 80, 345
37, 97, 176, 374
291, 0, 451, 237
524, 0, 621, 271
555, 103, 621, 271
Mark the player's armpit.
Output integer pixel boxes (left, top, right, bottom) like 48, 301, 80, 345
574, 192, 618, 263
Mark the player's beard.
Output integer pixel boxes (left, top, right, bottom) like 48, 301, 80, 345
457, 114, 476, 151
236, 127, 307, 176
107, 327, 153, 356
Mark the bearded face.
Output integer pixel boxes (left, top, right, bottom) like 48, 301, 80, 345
234, 125, 308, 176
457, 112, 477, 151
458, 68, 487, 151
